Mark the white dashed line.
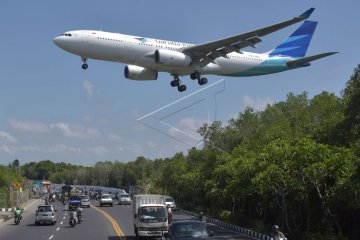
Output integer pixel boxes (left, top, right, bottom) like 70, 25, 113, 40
56, 227, 60, 231
63, 217, 66, 220
60, 221, 63, 225
49, 235, 54, 240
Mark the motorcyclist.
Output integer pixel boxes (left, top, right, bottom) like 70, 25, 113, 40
271, 225, 286, 240
198, 211, 205, 222
75, 206, 83, 223
166, 204, 173, 224
69, 209, 78, 226
14, 207, 22, 221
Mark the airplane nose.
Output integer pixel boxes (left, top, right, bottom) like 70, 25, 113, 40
53, 36, 62, 47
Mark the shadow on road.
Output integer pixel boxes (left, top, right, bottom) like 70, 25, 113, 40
108, 237, 148, 240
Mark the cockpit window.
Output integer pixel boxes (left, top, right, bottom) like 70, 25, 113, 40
62, 33, 72, 37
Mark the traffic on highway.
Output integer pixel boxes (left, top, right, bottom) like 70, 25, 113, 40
0, 185, 254, 240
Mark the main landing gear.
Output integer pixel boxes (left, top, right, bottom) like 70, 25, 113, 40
190, 71, 208, 86
170, 75, 187, 92
170, 72, 208, 92
81, 57, 88, 70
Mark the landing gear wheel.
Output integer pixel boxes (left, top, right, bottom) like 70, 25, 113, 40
178, 85, 187, 92
190, 72, 200, 80
171, 80, 180, 87
198, 77, 208, 85
81, 57, 88, 70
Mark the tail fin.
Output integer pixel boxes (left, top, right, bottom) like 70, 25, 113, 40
269, 21, 317, 57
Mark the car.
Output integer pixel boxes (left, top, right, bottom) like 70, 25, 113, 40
108, 191, 117, 200
80, 195, 90, 208
165, 196, 177, 211
163, 220, 213, 239
118, 193, 131, 205
99, 194, 113, 207
35, 205, 57, 225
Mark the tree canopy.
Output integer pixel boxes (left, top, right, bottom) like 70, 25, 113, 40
4, 65, 360, 240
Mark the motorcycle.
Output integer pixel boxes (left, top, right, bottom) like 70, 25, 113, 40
14, 215, 22, 225
77, 213, 83, 223
69, 215, 77, 227
198, 212, 206, 222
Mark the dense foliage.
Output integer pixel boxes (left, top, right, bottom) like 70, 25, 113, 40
0, 161, 24, 204
4, 65, 360, 239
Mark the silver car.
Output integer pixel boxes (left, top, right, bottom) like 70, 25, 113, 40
35, 205, 57, 225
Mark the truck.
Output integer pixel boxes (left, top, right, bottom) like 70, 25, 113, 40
61, 185, 72, 203
68, 188, 82, 210
133, 194, 168, 238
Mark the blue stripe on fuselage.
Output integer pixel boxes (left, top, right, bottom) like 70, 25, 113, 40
222, 56, 306, 77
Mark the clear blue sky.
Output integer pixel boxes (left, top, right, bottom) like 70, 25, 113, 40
0, 0, 358, 165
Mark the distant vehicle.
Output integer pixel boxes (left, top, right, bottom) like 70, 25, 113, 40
118, 193, 131, 205
53, 8, 337, 93
163, 220, 213, 240
61, 185, 72, 202
68, 195, 81, 210
133, 194, 168, 238
108, 191, 117, 200
95, 189, 102, 200
35, 205, 57, 225
99, 194, 113, 207
165, 196, 177, 211
80, 195, 90, 208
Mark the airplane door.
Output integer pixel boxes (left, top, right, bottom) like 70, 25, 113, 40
82, 31, 89, 43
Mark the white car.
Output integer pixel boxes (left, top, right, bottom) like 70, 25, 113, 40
165, 196, 176, 211
99, 194, 113, 207
118, 193, 131, 205
80, 195, 90, 208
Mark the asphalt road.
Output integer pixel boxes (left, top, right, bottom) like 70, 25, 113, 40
0, 198, 252, 240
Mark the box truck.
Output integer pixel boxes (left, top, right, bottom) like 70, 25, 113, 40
133, 194, 168, 238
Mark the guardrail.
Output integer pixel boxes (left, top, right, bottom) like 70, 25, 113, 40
179, 209, 273, 240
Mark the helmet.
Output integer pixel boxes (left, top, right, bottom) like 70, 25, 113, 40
272, 225, 279, 231
16, 207, 20, 210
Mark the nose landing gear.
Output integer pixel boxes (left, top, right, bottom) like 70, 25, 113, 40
81, 57, 88, 70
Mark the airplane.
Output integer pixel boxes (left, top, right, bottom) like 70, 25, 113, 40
53, 8, 336, 92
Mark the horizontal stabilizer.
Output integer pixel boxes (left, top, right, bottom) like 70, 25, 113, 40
286, 52, 338, 67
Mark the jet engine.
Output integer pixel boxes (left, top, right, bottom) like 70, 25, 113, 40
155, 49, 192, 67
124, 65, 158, 80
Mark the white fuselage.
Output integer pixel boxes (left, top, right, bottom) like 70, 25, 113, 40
53, 30, 292, 77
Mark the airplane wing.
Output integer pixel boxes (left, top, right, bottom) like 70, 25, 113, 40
286, 52, 338, 67
182, 8, 315, 67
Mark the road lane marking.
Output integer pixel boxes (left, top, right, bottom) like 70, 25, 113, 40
49, 235, 54, 240
63, 217, 66, 219
60, 221, 63, 225
56, 227, 60, 231
91, 204, 126, 240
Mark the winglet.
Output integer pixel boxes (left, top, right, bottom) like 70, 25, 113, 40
298, 8, 315, 19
